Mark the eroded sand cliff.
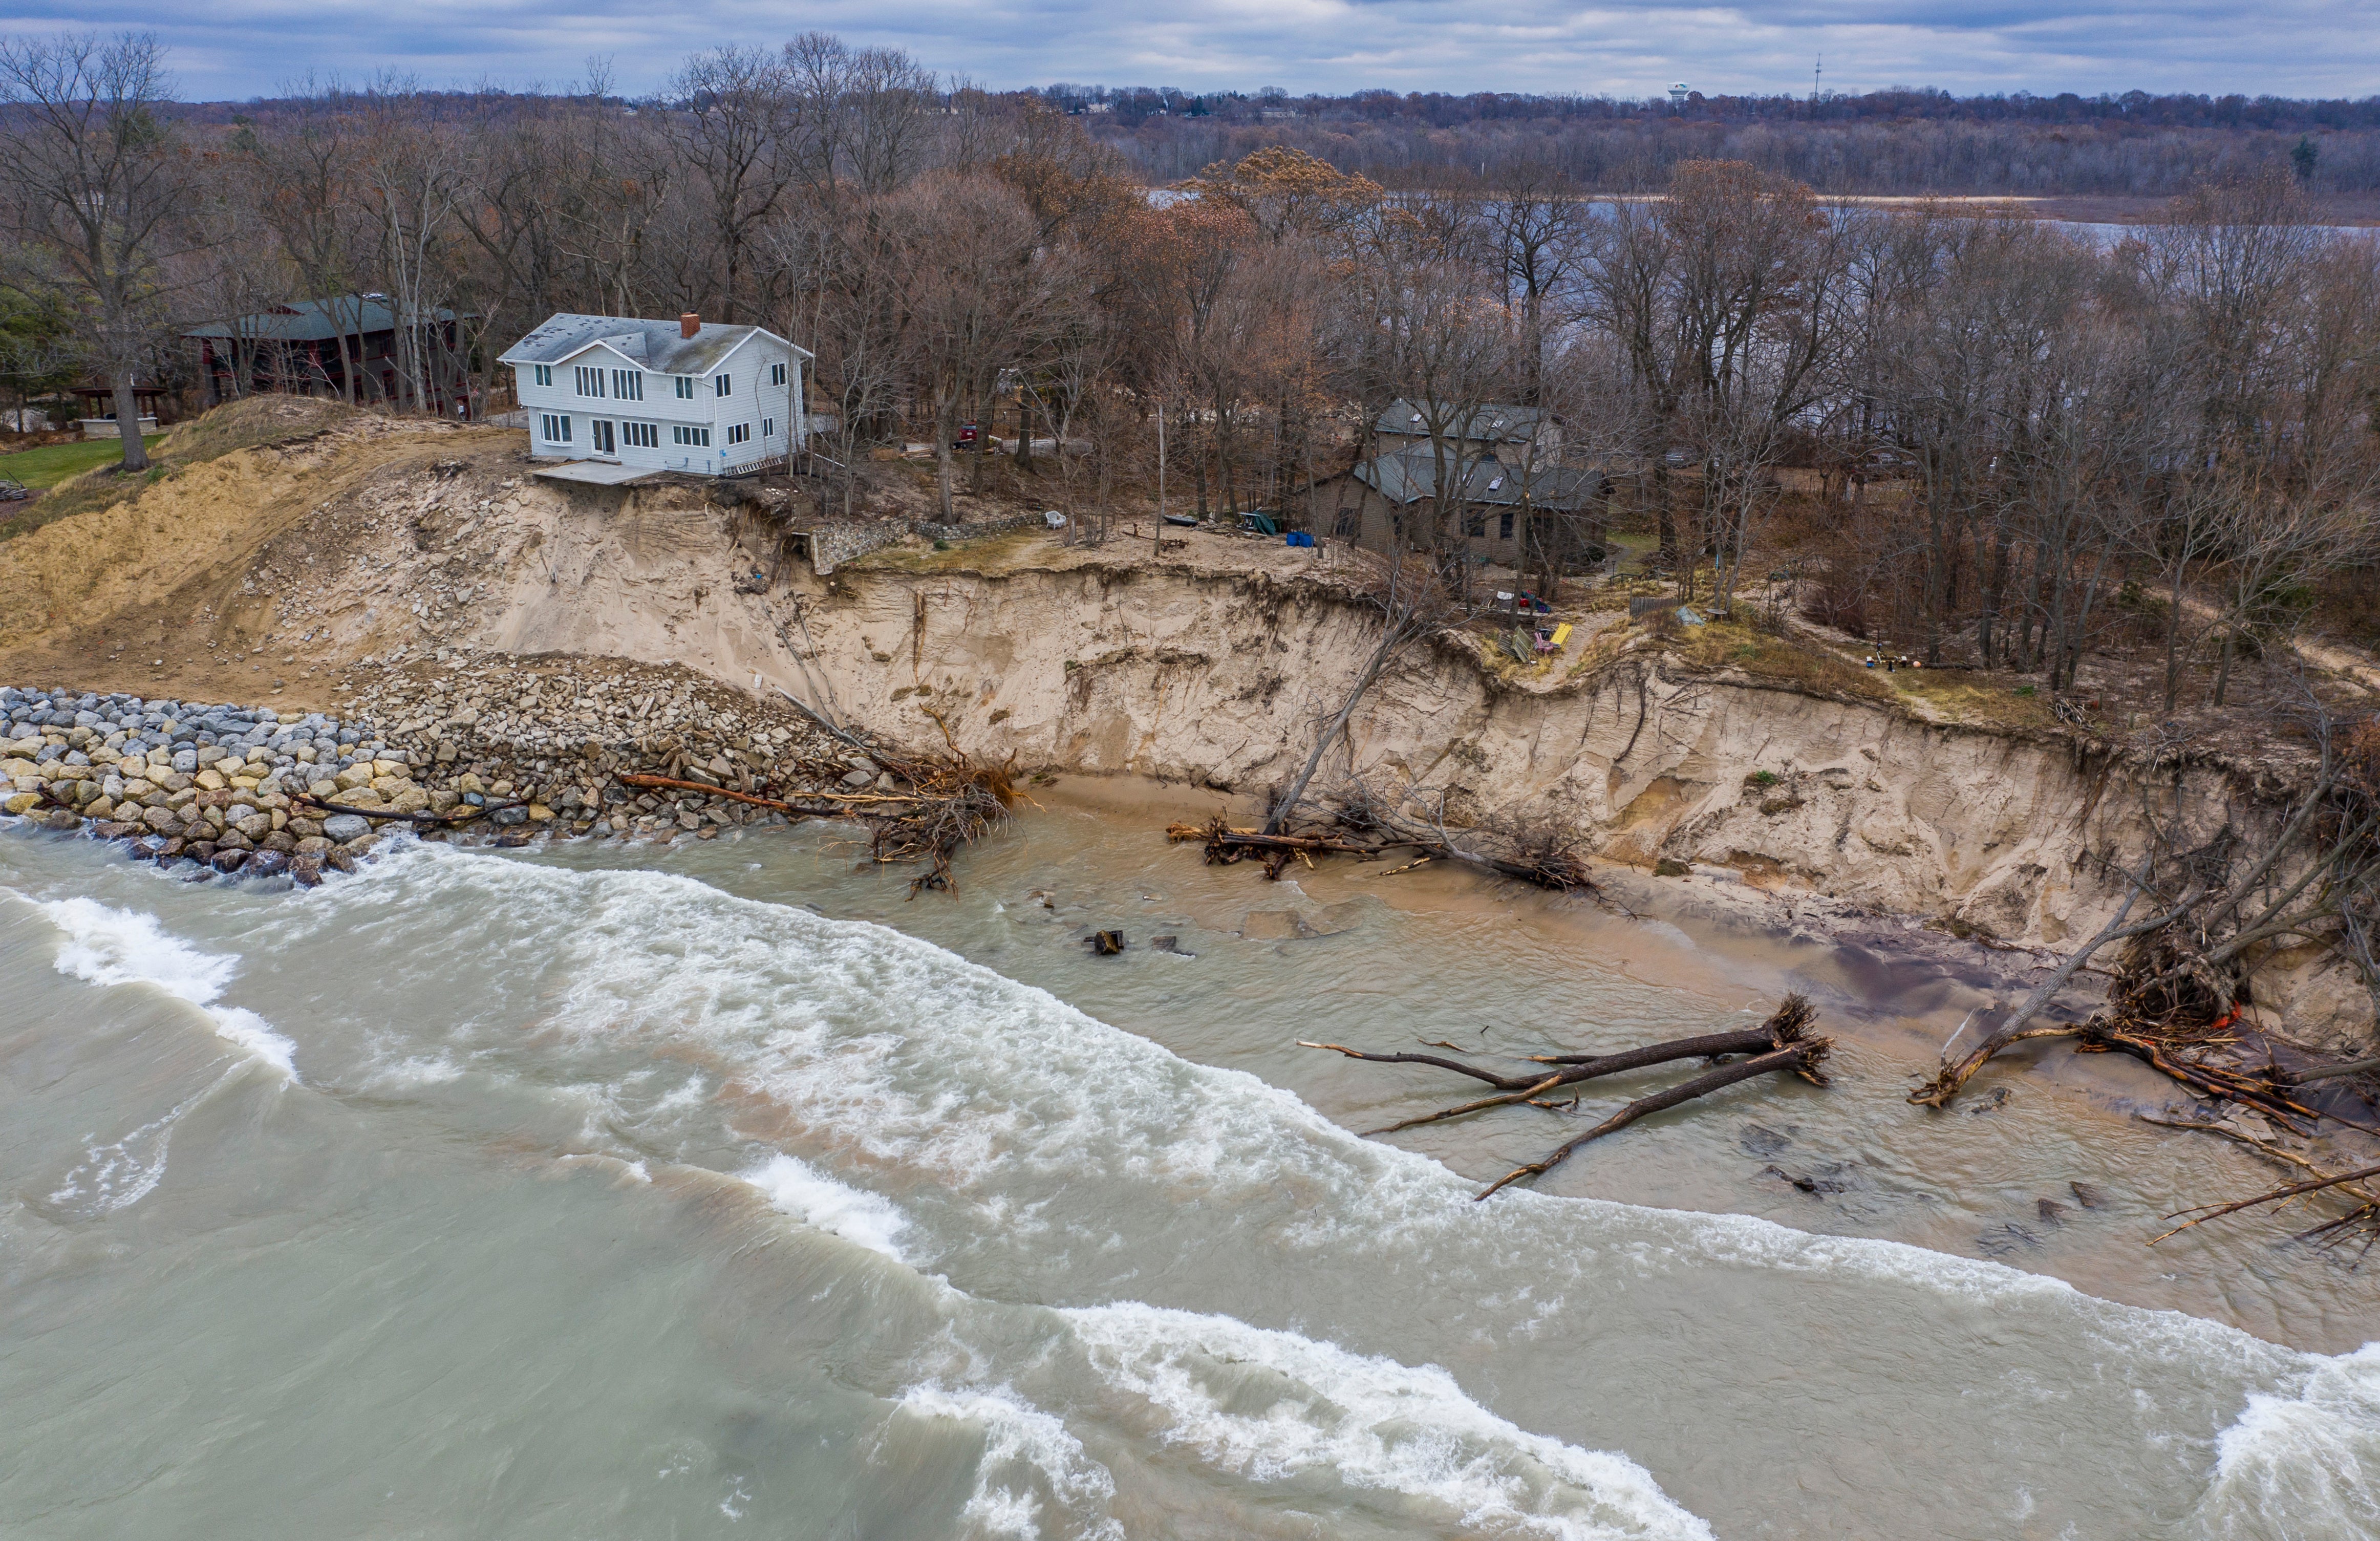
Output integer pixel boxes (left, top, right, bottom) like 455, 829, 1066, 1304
6, 411, 2363, 1046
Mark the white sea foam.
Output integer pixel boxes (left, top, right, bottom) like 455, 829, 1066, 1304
38, 896, 296, 1077
2197, 1341, 2380, 1539
1063, 1301, 1710, 1540
739, 1151, 911, 1261
897, 1383, 1123, 1540
44, 1092, 205, 1216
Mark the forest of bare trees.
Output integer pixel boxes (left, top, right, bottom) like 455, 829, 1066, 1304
3, 30, 2378, 715
1045, 84, 2380, 195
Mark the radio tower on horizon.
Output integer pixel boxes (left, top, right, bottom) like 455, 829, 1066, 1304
1814, 53, 1822, 100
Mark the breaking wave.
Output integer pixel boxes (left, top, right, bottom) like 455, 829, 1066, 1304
1062, 1301, 1710, 1539
2198, 1341, 2380, 1539
37, 895, 296, 1077
738, 1150, 913, 1262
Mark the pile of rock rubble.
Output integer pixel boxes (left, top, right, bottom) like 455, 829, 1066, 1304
2, 662, 911, 885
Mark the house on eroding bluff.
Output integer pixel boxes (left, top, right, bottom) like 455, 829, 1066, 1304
498, 312, 811, 483
1317, 399, 1612, 572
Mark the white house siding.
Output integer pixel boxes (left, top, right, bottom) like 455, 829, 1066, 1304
509, 334, 802, 478
702, 336, 799, 475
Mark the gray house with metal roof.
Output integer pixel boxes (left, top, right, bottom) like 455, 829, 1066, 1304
1320, 437, 1609, 570
497, 312, 811, 480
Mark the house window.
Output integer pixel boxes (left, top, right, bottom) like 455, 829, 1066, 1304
672, 425, 711, 447
674, 376, 695, 399
762, 418, 775, 438
1499, 510, 1515, 540
612, 369, 644, 401
1466, 512, 1487, 538
540, 413, 571, 444
574, 366, 604, 397
725, 422, 752, 446
768, 361, 786, 386
714, 374, 731, 397
623, 421, 660, 449
532, 365, 552, 387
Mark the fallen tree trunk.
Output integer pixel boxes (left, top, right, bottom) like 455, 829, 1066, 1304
2280, 1054, 2380, 1087
1168, 821, 1382, 857
1308, 996, 1819, 1136
2078, 1028, 2322, 1130
1475, 1036, 1834, 1200
1910, 855, 2179, 1107
2152, 1160, 2380, 1244
1173, 815, 1590, 892
614, 771, 919, 814
296, 793, 526, 827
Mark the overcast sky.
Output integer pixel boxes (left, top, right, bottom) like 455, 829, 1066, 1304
8, 0, 2376, 103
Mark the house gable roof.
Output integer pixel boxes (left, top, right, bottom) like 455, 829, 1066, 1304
1373, 398, 1549, 445
497, 313, 811, 376
1352, 442, 1606, 512
182, 294, 463, 343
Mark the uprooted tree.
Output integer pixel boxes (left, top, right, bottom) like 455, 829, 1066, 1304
1260, 548, 1452, 836
1912, 701, 2380, 1157
1213, 545, 1601, 889
1306, 993, 1832, 1200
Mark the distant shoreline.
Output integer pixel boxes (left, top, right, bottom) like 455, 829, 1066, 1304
1145, 183, 2380, 227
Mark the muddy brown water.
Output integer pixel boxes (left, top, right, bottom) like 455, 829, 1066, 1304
4, 787, 2375, 1539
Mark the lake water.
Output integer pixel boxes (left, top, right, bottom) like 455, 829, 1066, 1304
5, 797, 2375, 1539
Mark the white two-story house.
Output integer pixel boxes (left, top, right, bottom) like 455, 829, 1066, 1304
497, 312, 810, 477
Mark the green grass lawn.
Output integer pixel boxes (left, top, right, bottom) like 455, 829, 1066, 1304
0, 435, 167, 489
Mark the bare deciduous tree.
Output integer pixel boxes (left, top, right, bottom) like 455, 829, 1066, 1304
0, 31, 191, 470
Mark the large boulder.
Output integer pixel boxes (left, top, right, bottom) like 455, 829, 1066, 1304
320, 812, 372, 843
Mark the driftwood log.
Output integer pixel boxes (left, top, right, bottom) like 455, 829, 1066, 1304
1306, 1015, 1814, 1136
2153, 1160, 2380, 1249
1167, 821, 1381, 857
1306, 995, 1833, 1197
296, 793, 526, 827
1475, 1036, 1834, 1200
1169, 814, 1591, 891
612, 771, 927, 817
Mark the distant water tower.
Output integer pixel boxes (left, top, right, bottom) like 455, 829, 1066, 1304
1668, 82, 1690, 111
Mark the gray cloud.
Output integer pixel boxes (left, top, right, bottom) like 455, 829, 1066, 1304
4, 0, 2374, 101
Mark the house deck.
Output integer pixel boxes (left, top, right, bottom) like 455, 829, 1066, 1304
529, 460, 663, 487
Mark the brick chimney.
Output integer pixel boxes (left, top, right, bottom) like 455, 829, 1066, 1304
679, 312, 700, 339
